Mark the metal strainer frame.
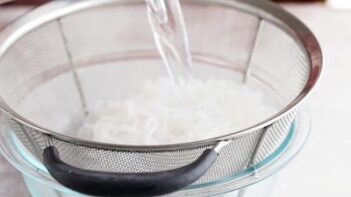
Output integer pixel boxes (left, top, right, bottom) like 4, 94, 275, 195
0, 0, 322, 196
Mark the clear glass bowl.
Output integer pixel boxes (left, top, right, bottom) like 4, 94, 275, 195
0, 110, 311, 196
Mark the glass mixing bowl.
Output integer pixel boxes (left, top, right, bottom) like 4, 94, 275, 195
0, 110, 311, 196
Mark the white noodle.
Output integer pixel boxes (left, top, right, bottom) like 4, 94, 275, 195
77, 78, 277, 145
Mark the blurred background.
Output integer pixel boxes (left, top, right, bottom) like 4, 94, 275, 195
0, 0, 350, 197
0, 0, 328, 4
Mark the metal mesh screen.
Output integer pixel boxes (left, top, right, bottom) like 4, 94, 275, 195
250, 21, 310, 105
0, 0, 315, 193
0, 20, 84, 133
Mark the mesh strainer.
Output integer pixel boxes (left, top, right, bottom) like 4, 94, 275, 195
0, 0, 322, 196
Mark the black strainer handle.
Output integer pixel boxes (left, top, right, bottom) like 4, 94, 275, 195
43, 142, 229, 196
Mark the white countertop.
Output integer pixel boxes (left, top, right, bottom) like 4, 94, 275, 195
0, 3, 350, 197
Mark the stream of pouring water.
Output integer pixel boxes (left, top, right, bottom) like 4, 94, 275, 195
146, 0, 193, 84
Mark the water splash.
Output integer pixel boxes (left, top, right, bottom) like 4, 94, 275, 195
146, 0, 193, 84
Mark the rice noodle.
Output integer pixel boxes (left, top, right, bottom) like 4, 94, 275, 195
77, 78, 277, 145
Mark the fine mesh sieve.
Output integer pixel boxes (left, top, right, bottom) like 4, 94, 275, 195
0, 0, 322, 196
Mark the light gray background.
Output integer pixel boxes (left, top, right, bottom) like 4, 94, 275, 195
0, 3, 350, 197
